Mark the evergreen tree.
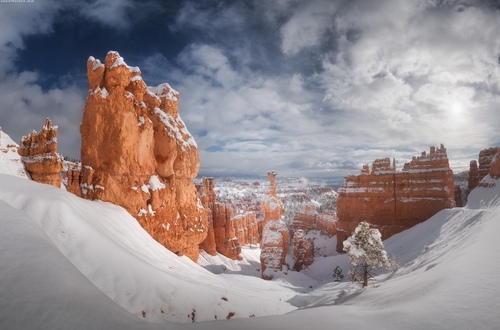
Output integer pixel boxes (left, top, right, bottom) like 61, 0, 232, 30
343, 221, 393, 287
333, 265, 344, 282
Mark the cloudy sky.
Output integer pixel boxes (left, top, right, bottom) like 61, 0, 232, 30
1, 0, 500, 179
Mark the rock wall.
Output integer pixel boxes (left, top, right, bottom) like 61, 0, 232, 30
260, 171, 290, 280
18, 118, 63, 187
69, 51, 207, 262
336, 144, 455, 252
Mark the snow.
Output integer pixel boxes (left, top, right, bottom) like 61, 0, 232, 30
1, 169, 500, 329
0, 129, 29, 179
153, 107, 198, 149
109, 55, 127, 69
148, 83, 179, 101
148, 175, 165, 191
88, 56, 104, 71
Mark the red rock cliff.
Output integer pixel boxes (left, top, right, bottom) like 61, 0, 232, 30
260, 171, 290, 280
72, 51, 207, 262
336, 144, 455, 252
18, 118, 64, 187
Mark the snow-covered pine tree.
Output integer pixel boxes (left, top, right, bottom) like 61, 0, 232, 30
343, 221, 392, 287
333, 265, 344, 282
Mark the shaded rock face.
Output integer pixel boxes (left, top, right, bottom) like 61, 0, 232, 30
290, 203, 336, 271
18, 118, 63, 187
467, 148, 499, 195
197, 177, 217, 255
196, 177, 261, 260
467, 160, 479, 196
70, 51, 207, 262
290, 204, 336, 237
260, 171, 290, 280
454, 185, 464, 207
336, 144, 455, 252
292, 229, 314, 271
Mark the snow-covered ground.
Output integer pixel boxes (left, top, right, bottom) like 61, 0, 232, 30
1, 157, 500, 328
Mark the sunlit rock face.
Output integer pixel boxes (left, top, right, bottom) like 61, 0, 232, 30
336, 144, 455, 252
70, 51, 207, 262
18, 118, 63, 187
260, 171, 290, 280
196, 177, 261, 260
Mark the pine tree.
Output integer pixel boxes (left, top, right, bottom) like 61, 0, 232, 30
333, 265, 344, 282
343, 221, 393, 287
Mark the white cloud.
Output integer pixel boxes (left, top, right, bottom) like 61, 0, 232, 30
79, 0, 135, 29
280, 0, 336, 56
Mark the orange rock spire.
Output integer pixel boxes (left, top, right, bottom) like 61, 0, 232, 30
18, 118, 64, 187
70, 51, 207, 261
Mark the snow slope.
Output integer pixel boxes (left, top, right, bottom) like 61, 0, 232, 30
1, 171, 500, 329
0, 129, 29, 179
0, 174, 295, 324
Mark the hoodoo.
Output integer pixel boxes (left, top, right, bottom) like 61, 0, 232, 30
18, 118, 64, 187
67, 51, 207, 262
260, 171, 290, 280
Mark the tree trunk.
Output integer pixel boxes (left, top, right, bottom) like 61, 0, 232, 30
363, 264, 368, 287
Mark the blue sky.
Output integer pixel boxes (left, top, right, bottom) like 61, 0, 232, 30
1, 0, 500, 178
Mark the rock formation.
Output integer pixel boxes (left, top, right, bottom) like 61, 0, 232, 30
196, 177, 261, 260
454, 185, 463, 207
197, 177, 217, 255
336, 144, 455, 252
289, 203, 336, 271
467, 148, 499, 195
260, 171, 290, 280
18, 118, 64, 187
489, 151, 500, 179
292, 229, 314, 271
68, 51, 207, 262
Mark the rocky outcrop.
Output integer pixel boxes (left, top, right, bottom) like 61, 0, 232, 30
467, 148, 499, 195
196, 177, 261, 260
69, 51, 207, 262
489, 151, 500, 179
336, 144, 455, 252
478, 148, 499, 179
292, 229, 314, 271
18, 118, 63, 187
290, 204, 336, 237
260, 171, 290, 280
290, 204, 336, 271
